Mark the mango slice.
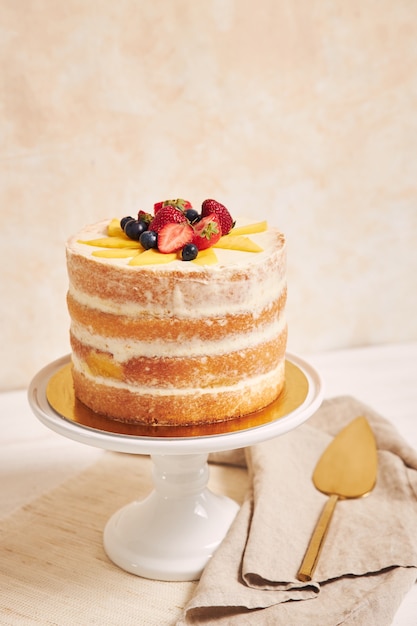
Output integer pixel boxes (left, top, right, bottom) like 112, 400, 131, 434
213, 236, 263, 253
107, 218, 126, 238
191, 248, 218, 265
86, 353, 123, 380
78, 237, 140, 249
230, 221, 267, 236
79, 217, 268, 266
92, 249, 142, 258
128, 249, 177, 266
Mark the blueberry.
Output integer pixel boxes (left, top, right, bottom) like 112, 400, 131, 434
140, 230, 158, 249
184, 209, 201, 224
139, 219, 149, 229
124, 219, 147, 241
120, 216, 135, 230
181, 243, 198, 261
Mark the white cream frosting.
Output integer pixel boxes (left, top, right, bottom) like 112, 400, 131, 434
70, 314, 286, 359
68, 278, 286, 318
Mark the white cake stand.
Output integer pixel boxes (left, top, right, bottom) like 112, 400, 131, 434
28, 353, 323, 582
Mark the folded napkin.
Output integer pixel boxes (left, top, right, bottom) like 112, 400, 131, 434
178, 396, 417, 625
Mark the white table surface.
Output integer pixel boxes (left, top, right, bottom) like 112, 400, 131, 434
1, 342, 416, 624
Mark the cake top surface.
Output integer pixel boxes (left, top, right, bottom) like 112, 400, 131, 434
67, 198, 285, 273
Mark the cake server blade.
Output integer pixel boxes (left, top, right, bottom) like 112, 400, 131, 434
297, 416, 378, 582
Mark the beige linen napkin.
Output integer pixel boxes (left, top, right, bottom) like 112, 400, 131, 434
178, 396, 417, 625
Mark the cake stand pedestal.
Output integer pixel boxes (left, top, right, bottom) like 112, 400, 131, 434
28, 353, 323, 581
103, 453, 239, 580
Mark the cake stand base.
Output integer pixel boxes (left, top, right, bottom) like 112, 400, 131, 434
103, 453, 239, 581
28, 353, 323, 582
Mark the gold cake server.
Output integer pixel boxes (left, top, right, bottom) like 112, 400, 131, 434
297, 416, 378, 582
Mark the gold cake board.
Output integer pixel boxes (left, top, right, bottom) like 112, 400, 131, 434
46, 360, 309, 439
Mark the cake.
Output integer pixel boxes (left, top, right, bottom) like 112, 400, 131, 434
66, 198, 287, 425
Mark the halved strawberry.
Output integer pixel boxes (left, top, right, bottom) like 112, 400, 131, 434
192, 214, 222, 250
154, 199, 192, 214
158, 222, 194, 253
149, 205, 188, 233
201, 199, 234, 235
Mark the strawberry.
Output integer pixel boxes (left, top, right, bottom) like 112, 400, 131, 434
192, 214, 222, 250
157, 222, 194, 253
154, 198, 192, 214
148, 205, 188, 233
154, 201, 164, 214
201, 199, 234, 235
137, 210, 153, 225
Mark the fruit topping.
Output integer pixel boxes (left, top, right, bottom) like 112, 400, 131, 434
124, 219, 148, 241
86, 352, 123, 380
184, 208, 200, 224
181, 242, 199, 261
79, 236, 140, 248
201, 199, 235, 235
148, 205, 188, 233
140, 230, 158, 250
137, 210, 153, 225
191, 247, 218, 265
80, 197, 265, 266
128, 249, 177, 265
192, 214, 222, 250
120, 216, 135, 230
158, 222, 194, 253
108, 218, 126, 238
230, 221, 267, 236
214, 235, 263, 252
154, 198, 192, 213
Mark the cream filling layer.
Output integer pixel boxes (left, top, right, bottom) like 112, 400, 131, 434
72, 354, 285, 396
70, 315, 286, 359
68, 276, 286, 319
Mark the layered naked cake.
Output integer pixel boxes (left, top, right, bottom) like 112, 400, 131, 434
66, 199, 287, 425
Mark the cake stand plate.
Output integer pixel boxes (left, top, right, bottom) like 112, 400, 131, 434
28, 353, 323, 581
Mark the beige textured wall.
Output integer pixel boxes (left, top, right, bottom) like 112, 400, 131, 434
1, 1, 416, 390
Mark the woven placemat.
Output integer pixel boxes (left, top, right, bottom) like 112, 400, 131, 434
0, 452, 248, 625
